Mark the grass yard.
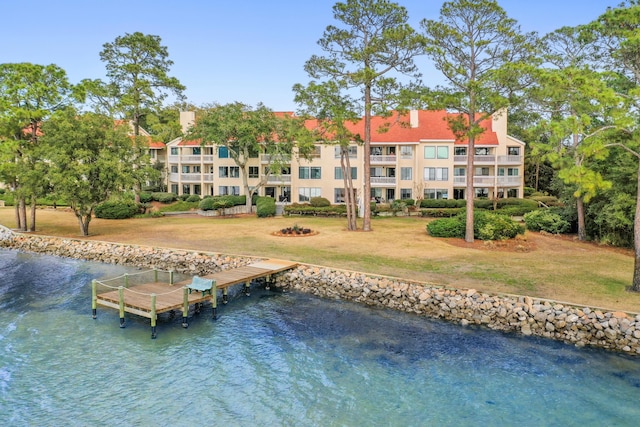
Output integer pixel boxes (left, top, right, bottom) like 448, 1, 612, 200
0, 206, 637, 313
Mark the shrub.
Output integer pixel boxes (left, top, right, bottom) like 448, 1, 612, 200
94, 200, 139, 219
186, 194, 201, 203
139, 192, 153, 203
420, 199, 465, 209
529, 195, 562, 207
310, 197, 331, 207
523, 209, 571, 234
158, 201, 200, 212
198, 195, 246, 211
152, 192, 177, 203
426, 210, 524, 240
403, 198, 415, 207
523, 186, 535, 197
420, 208, 463, 218
256, 196, 276, 217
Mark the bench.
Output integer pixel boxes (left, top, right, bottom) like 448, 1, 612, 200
187, 276, 215, 297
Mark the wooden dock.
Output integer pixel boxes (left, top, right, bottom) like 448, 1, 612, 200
92, 258, 298, 338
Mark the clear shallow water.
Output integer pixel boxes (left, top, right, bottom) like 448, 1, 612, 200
1, 249, 639, 426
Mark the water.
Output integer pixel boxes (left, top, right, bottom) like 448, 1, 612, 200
1, 249, 639, 426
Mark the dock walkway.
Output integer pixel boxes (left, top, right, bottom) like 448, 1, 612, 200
92, 258, 298, 338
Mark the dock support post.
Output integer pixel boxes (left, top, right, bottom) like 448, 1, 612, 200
154, 269, 158, 282
244, 281, 251, 297
118, 286, 125, 328
169, 270, 174, 285
265, 275, 271, 290
211, 284, 217, 320
223, 288, 228, 304
150, 294, 157, 339
124, 274, 129, 287
182, 287, 189, 328
91, 280, 97, 319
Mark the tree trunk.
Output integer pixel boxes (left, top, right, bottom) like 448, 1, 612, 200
77, 213, 91, 237
576, 196, 586, 241
29, 195, 36, 232
465, 132, 476, 243
18, 197, 27, 232
14, 202, 21, 231
341, 148, 357, 231
362, 85, 372, 232
631, 161, 640, 291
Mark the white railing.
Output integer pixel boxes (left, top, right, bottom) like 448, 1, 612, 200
370, 155, 397, 164
169, 173, 214, 183
453, 155, 496, 164
498, 155, 522, 164
370, 177, 397, 185
261, 154, 290, 164
266, 175, 292, 183
453, 176, 521, 186
168, 155, 214, 163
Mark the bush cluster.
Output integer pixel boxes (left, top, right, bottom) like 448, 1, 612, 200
426, 210, 524, 240
151, 192, 177, 203
94, 200, 139, 219
523, 209, 571, 234
256, 196, 276, 217
309, 197, 331, 207
198, 195, 246, 211
284, 203, 347, 216
420, 198, 539, 217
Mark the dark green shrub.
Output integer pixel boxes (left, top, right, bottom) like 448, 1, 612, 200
420, 199, 465, 208
523, 209, 571, 234
529, 195, 562, 207
256, 196, 276, 217
523, 187, 535, 197
186, 194, 201, 203
420, 208, 463, 218
310, 197, 331, 207
426, 210, 524, 240
94, 200, 139, 219
403, 198, 415, 207
158, 201, 200, 212
139, 192, 153, 203
426, 217, 466, 237
152, 192, 177, 203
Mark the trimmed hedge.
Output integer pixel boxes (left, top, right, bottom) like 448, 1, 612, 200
310, 197, 331, 207
151, 192, 177, 203
426, 210, 524, 240
284, 203, 347, 216
94, 200, 139, 219
523, 209, 571, 234
256, 196, 276, 217
199, 195, 246, 211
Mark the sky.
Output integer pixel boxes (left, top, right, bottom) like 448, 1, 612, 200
0, 0, 623, 112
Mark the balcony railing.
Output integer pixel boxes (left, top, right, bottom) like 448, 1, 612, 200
261, 154, 290, 164
168, 155, 214, 163
168, 173, 214, 183
370, 177, 397, 186
370, 155, 397, 164
453, 155, 496, 164
266, 175, 292, 184
498, 155, 523, 164
452, 175, 521, 187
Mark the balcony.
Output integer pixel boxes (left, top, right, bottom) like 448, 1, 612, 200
168, 155, 214, 164
169, 173, 215, 183
370, 155, 397, 164
498, 155, 523, 164
453, 175, 521, 187
261, 154, 290, 164
370, 177, 397, 186
266, 175, 292, 184
453, 155, 496, 164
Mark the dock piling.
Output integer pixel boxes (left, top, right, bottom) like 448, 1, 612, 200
182, 287, 189, 328
118, 286, 125, 328
91, 280, 97, 319
150, 294, 157, 339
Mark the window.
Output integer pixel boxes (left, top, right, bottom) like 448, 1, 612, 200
311, 145, 322, 158
400, 189, 412, 199
454, 168, 465, 177
171, 184, 178, 194
193, 184, 201, 195
249, 166, 259, 178
219, 186, 228, 196
400, 167, 412, 180
424, 146, 435, 159
182, 185, 190, 195
370, 167, 383, 177
423, 167, 448, 181
149, 150, 156, 159
475, 188, 489, 198
192, 147, 201, 155
454, 147, 467, 156
299, 166, 321, 179
474, 167, 490, 176
508, 146, 520, 156
182, 165, 190, 173
334, 188, 345, 203
335, 167, 357, 180
437, 146, 449, 159
508, 168, 519, 176
230, 166, 240, 178
193, 165, 201, 173
218, 146, 229, 158
424, 189, 448, 199
170, 165, 178, 173
387, 168, 396, 178
370, 146, 382, 156
507, 188, 519, 198
335, 146, 358, 158
475, 147, 490, 155
219, 166, 229, 178
170, 147, 178, 155
400, 145, 413, 158
298, 187, 321, 202
231, 186, 240, 196
218, 186, 239, 195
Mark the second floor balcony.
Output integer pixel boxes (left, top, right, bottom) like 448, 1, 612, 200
168, 155, 215, 164
452, 175, 521, 187
453, 155, 523, 165
169, 173, 215, 183
266, 174, 292, 184
370, 155, 397, 164
370, 177, 397, 186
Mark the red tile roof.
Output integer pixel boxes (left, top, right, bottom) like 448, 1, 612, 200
304, 110, 498, 145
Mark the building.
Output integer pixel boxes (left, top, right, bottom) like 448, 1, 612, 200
158, 109, 525, 203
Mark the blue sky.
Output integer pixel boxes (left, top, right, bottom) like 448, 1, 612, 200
0, 0, 621, 112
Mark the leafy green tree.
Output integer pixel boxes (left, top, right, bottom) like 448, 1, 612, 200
588, 0, 640, 290
421, 0, 539, 242
96, 32, 185, 202
294, 80, 362, 230
530, 26, 617, 241
301, 0, 424, 231
188, 102, 315, 211
40, 108, 134, 236
0, 63, 75, 231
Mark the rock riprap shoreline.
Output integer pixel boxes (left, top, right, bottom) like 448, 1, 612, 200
1, 225, 639, 354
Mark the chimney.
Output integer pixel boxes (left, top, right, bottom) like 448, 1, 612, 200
180, 111, 195, 134
410, 110, 419, 128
